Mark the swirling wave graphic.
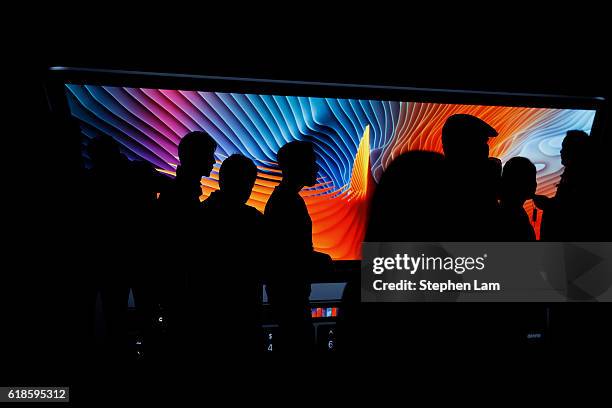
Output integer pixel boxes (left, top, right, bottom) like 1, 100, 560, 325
66, 84, 596, 258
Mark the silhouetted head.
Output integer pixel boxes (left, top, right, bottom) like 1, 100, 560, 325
442, 114, 498, 163
87, 135, 124, 169
560, 130, 589, 167
219, 154, 258, 204
277, 141, 318, 188
178, 131, 217, 178
501, 156, 537, 204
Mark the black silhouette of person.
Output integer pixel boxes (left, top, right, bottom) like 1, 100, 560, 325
158, 131, 217, 212
533, 130, 607, 343
365, 151, 448, 241
264, 141, 332, 352
156, 130, 217, 359
47, 115, 90, 355
497, 157, 537, 241
441, 114, 501, 240
442, 115, 534, 343
126, 157, 170, 360
187, 154, 266, 356
339, 151, 448, 352
496, 156, 550, 341
534, 130, 593, 241
84, 135, 159, 360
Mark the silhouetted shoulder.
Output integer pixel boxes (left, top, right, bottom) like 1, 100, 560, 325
245, 204, 264, 220
265, 185, 307, 217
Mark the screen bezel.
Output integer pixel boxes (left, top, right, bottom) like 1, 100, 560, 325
46, 66, 605, 113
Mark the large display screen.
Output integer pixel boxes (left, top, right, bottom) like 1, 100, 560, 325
65, 84, 596, 259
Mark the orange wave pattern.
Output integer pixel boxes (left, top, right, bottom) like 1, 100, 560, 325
162, 126, 375, 260
66, 85, 596, 257
377, 103, 594, 239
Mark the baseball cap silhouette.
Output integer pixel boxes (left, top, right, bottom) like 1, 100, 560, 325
442, 114, 498, 145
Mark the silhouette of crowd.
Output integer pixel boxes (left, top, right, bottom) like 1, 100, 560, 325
60, 113, 602, 359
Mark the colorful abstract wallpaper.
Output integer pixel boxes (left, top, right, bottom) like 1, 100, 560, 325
65, 84, 596, 259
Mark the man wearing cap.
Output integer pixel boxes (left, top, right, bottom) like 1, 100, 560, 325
441, 114, 502, 241
439, 114, 513, 343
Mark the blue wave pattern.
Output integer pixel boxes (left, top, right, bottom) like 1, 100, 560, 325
65, 83, 596, 246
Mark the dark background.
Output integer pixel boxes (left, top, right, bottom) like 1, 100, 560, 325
3, 10, 611, 387
24, 8, 612, 115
